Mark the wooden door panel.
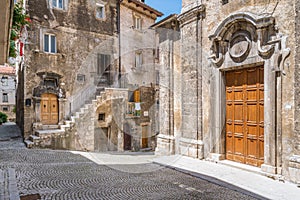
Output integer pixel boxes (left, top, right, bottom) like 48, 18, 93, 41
234, 136, 244, 155
247, 104, 257, 122
41, 93, 58, 125
142, 138, 148, 148
234, 104, 243, 122
226, 66, 264, 167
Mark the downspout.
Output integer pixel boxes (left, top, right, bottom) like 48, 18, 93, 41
117, 0, 122, 88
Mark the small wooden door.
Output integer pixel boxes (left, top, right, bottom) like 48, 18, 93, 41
124, 124, 132, 150
225, 66, 264, 167
142, 125, 148, 148
41, 93, 58, 125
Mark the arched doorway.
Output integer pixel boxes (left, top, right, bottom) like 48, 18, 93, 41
41, 93, 58, 125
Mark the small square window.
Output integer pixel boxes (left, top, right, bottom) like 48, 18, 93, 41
2, 106, 9, 111
77, 74, 85, 82
44, 34, 56, 53
96, 5, 105, 19
98, 113, 105, 121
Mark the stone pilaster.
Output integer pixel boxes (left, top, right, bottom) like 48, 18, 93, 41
177, 4, 205, 159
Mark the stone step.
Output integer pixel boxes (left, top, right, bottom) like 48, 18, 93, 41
29, 135, 40, 142
24, 140, 34, 148
35, 129, 65, 137
41, 125, 59, 130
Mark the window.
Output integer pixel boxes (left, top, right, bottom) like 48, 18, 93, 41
53, 0, 64, 9
98, 113, 105, 121
3, 93, 8, 103
135, 52, 142, 68
134, 16, 142, 30
222, 0, 229, 5
96, 4, 105, 19
77, 74, 85, 82
44, 79, 57, 88
2, 106, 8, 112
44, 34, 56, 53
2, 77, 8, 86
97, 54, 111, 75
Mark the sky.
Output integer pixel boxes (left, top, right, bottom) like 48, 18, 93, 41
146, 0, 182, 22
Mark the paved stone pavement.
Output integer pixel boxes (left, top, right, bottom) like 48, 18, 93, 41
0, 124, 265, 200
0, 122, 25, 150
0, 149, 265, 200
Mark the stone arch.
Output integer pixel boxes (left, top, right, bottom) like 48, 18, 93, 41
209, 12, 278, 67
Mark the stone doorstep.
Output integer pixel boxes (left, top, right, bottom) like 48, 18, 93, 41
35, 129, 65, 137
29, 135, 40, 141
41, 125, 59, 130
24, 140, 34, 148
217, 160, 280, 180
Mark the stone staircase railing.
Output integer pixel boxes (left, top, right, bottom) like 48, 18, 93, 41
69, 84, 97, 114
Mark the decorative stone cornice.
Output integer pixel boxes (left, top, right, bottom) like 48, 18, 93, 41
208, 12, 284, 67
209, 12, 275, 41
177, 5, 205, 27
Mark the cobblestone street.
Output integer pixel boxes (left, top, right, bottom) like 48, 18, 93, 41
0, 123, 265, 200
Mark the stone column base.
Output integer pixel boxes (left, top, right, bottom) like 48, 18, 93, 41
288, 155, 300, 184
261, 164, 277, 174
155, 134, 175, 156
208, 153, 225, 162
179, 137, 203, 159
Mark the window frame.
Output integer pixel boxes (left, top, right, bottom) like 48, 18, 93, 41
95, 3, 105, 19
135, 51, 143, 68
43, 33, 57, 53
52, 0, 64, 9
2, 106, 9, 112
98, 113, 105, 121
2, 77, 8, 86
134, 15, 142, 30
2, 93, 8, 103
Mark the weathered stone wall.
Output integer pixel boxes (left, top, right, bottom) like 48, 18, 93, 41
290, 0, 300, 183
23, 0, 117, 137
94, 88, 128, 151
120, 3, 157, 88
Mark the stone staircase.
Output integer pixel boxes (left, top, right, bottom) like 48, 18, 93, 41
24, 88, 128, 150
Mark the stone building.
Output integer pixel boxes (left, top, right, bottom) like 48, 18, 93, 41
0, 65, 16, 121
155, 0, 300, 184
19, 0, 119, 149
0, 0, 14, 65
19, 0, 162, 152
117, 0, 162, 151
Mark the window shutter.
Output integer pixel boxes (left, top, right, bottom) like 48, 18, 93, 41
134, 90, 140, 102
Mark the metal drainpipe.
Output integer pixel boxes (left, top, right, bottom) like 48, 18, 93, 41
117, 0, 122, 88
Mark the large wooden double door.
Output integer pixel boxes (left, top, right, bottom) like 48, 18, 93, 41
225, 66, 264, 167
41, 93, 59, 125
